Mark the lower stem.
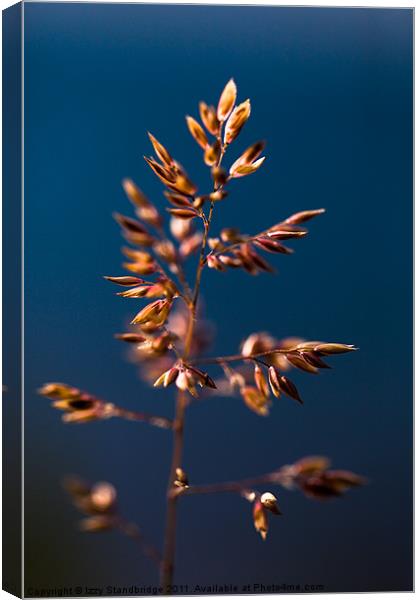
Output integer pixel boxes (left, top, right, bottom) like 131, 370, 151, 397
160, 391, 187, 592
160, 147, 222, 591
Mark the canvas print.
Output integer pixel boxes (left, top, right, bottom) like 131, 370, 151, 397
3, 3, 413, 597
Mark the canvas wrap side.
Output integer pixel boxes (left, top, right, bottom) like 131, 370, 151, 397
2, 2, 23, 597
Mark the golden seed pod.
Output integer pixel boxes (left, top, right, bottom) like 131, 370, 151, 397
117, 285, 154, 299
284, 208, 326, 225
144, 156, 176, 186
286, 352, 319, 374
174, 467, 189, 487
209, 190, 228, 202
104, 275, 146, 287
168, 208, 198, 220
164, 367, 179, 387
207, 254, 225, 271
253, 364, 270, 398
123, 262, 157, 276
268, 366, 282, 399
253, 500, 268, 540
179, 232, 203, 258
199, 102, 219, 135
114, 333, 147, 344
153, 369, 174, 387
217, 78, 237, 122
231, 156, 265, 178
211, 166, 228, 187
38, 382, 79, 400
260, 492, 282, 515
186, 116, 208, 150
229, 141, 265, 175
148, 132, 173, 166
204, 139, 221, 166
131, 299, 169, 326
224, 99, 251, 145
278, 375, 303, 404
192, 195, 206, 209
79, 515, 114, 533
122, 178, 150, 208
154, 239, 178, 264
168, 174, 198, 196
313, 343, 357, 355
240, 386, 270, 416
170, 216, 193, 241
220, 228, 241, 243
90, 482, 117, 512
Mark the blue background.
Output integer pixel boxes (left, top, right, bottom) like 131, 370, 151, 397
23, 3, 413, 593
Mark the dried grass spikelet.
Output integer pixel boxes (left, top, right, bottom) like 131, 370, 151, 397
230, 141, 265, 171
268, 366, 282, 398
39, 383, 116, 424
79, 515, 114, 532
231, 157, 265, 178
240, 386, 270, 416
117, 278, 177, 300
64, 477, 117, 532
209, 190, 228, 202
114, 333, 147, 344
217, 78, 237, 122
285, 352, 319, 375
207, 254, 226, 271
154, 366, 179, 388
144, 156, 176, 186
170, 216, 193, 241
154, 240, 178, 266
260, 492, 282, 515
301, 469, 366, 500
164, 191, 192, 208
179, 232, 203, 258
122, 178, 162, 228
114, 213, 155, 246
253, 364, 269, 398
266, 229, 307, 240
174, 467, 189, 488
254, 237, 293, 254
131, 299, 172, 327
90, 481, 117, 512
168, 207, 199, 221
169, 161, 198, 196
170, 365, 216, 398
204, 139, 221, 166
241, 333, 271, 358
312, 343, 357, 355
284, 208, 326, 225
186, 116, 208, 150
187, 365, 217, 389
122, 248, 157, 276
252, 499, 268, 540
224, 99, 251, 145
284, 456, 366, 500
199, 102, 219, 135
122, 178, 148, 206
235, 242, 273, 275
38, 382, 80, 400
104, 275, 148, 287
278, 374, 303, 405
230, 141, 266, 178
148, 132, 173, 166
211, 166, 228, 187
292, 456, 332, 476
175, 369, 198, 398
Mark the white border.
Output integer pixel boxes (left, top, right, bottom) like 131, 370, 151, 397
0, 2, 415, 600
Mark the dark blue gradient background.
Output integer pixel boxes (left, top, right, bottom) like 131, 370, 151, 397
23, 4, 413, 593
